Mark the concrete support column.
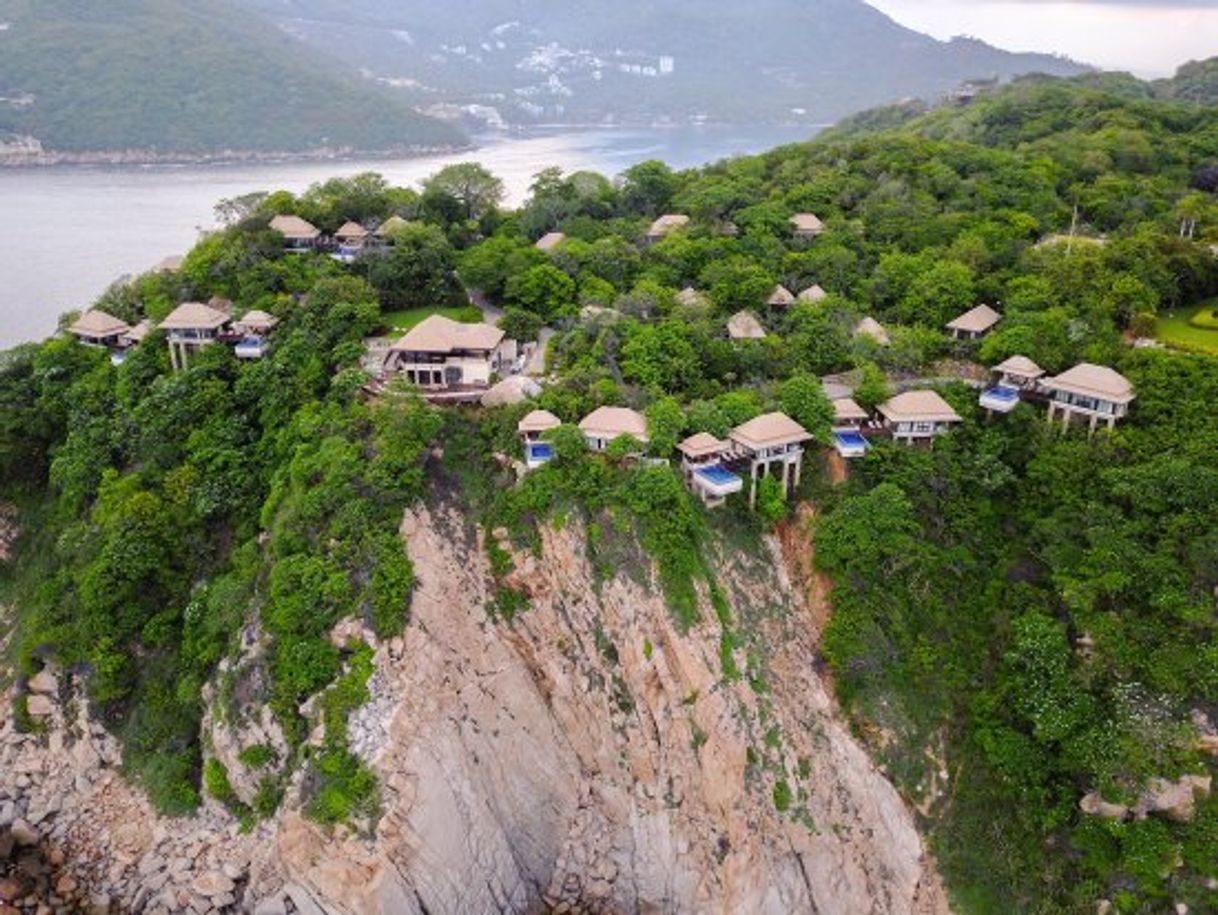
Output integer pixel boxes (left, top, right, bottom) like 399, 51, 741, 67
749, 461, 759, 510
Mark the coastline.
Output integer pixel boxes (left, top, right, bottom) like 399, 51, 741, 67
0, 120, 830, 171
0, 142, 477, 170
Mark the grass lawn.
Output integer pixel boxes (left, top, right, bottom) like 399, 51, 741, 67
380, 305, 484, 333
1155, 301, 1218, 355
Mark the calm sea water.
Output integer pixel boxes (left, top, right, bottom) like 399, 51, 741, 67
0, 125, 818, 348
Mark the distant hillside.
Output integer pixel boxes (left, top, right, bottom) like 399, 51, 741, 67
1155, 57, 1218, 106
249, 0, 1088, 128
0, 0, 465, 161
823, 58, 1218, 149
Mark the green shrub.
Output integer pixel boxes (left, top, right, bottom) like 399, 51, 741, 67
237, 744, 277, 769
303, 642, 381, 830
253, 776, 285, 818
12, 695, 39, 734
493, 585, 530, 622
773, 779, 793, 812
1188, 308, 1218, 330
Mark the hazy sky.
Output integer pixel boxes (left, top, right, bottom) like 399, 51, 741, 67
865, 0, 1218, 76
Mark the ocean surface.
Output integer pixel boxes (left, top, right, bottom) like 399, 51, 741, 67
0, 125, 818, 349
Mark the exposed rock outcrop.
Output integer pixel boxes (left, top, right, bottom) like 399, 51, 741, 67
0, 504, 948, 914
1080, 774, 1212, 825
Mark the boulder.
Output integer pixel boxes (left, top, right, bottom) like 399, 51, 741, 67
9, 819, 39, 847
24, 695, 54, 718
191, 870, 235, 898
27, 670, 58, 695
328, 618, 368, 650
1079, 792, 1128, 820
55, 874, 78, 897
0, 877, 26, 903
1135, 775, 1212, 823
253, 896, 288, 915
481, 375, 541, 407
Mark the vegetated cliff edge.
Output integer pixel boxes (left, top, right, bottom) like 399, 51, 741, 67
0, 500, 947, 914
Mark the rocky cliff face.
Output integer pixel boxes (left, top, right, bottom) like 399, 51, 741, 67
0, 503, 948, 915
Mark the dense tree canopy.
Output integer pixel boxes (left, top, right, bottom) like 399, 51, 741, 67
2, 71, 1218, 912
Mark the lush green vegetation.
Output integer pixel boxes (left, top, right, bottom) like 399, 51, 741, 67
1, 67, 1218, 914
1156, 303, 1218, 354
0, 176, 444, 821
0, 0, 464, 155
379, 305, 484, 333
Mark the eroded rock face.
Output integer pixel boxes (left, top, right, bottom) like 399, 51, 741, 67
271, 505, 945, 915
0, 504, 948, 915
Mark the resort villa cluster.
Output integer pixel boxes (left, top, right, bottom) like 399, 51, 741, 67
512, 347, 1135, 511
514, 405, 813, 509
69, 298, 278, 370
266, 213, 412, 262
65, 202, 1136, 516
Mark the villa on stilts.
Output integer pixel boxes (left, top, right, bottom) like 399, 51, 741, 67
160, 301, 232, 372
1040, 363, 1135, 433
729, 413, 812, 508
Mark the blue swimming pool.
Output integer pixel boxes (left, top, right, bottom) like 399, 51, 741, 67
527, 442, 555, 462
983, 385, 1020, 402
834, 431, 868, 449
695, 465, 742, 487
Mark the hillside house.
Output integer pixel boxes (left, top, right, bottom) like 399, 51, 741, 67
727, 311, 767, 340
831, 398, 871, 458
334, 221, 370, 261
234, 310, 278, 336
798, 284, 827, 303
233, 309, 277, 360
160, 301, 231, 371
877, 390, 962, 443
677, 433, 742, 507
535, 232, 566, 252
790, 213, 825, 240
854, 316, 891, 346
645, 214, 689, 243
730, 412, 811, 508
384, 315, 508, 389
946, 304, 1002, 340
518, 409, 562, 469
979, 354, 1044, 413
269, 215, 321, 252
69, 310, 130, 348
766, 285, 796, 308
579, 407, 649, 453
120, 320, 153, 348
111, 319, 154, 364
1041, 363, 1135, 432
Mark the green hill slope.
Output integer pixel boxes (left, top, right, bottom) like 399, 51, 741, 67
0, 0, 465, 157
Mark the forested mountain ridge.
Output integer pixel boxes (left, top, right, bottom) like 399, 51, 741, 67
0, 0, 465, 161
827, 60, 1218, 147
1, 72, 1218, 912
249, 0, 1086, 128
